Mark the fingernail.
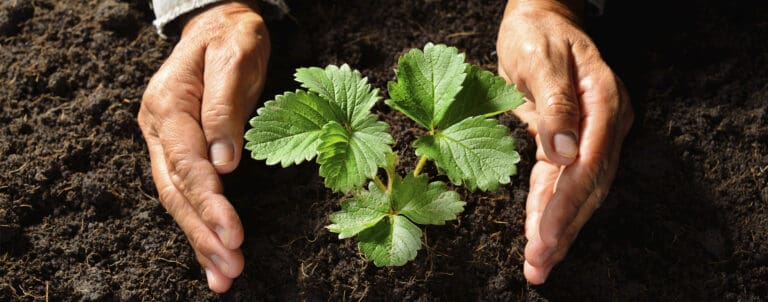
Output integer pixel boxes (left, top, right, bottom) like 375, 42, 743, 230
210, 140, 234, 166
554, 132, 578, 158
205, 268, 216, 289
210, 254, 229, 273
215, 225, 228, 246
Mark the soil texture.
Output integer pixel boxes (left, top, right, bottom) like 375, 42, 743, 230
1, 0, 766, 301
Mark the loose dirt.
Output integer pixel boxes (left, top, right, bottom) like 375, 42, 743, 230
1, 0, 765, 300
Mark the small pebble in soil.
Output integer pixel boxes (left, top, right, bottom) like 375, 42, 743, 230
47, 71, 70, 96
86, 89, 115, 119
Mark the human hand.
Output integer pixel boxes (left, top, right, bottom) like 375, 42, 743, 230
496, 0, 634, 284
137, 1, 269, 293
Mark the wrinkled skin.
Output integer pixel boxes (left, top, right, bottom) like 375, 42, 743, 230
137, 1, 269, 292
497, 0, 634, 284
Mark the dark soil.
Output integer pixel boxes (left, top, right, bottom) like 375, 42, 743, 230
1, 0, 766, 301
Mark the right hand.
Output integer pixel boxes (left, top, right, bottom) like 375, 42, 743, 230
497, 0, 634, 284
137, 1, 270, 293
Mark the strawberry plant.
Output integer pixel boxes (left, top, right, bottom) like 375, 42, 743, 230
245, 43, 524, 266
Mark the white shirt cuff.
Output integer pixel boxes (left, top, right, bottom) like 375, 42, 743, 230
151, 0, 224, 38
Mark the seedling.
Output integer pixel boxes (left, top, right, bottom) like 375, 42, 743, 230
245, 43, 524, 266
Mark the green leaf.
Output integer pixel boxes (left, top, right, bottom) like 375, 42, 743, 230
326, 170, 464, 266
327, 183, 389, 239
438, 65, 525, 129
245, 90, 342, 167
358, 215, 422, 267
414, 116, 520, 191
392, 174, 465, 225
317, 117, 393, 192
295, 64, 380, 127
386, 43, 467, 130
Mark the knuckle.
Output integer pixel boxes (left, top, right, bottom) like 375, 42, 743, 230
188, 228, 209, 250
137, 105, 150, 130
222, 208, 241, 230
521, 40, 548, 58
589, 190, 607, 210
157, 185, 178, 209
543, 95, 579, 119
167, 154, 218, 207
193, 252, 209, 267
168, 155, 196, 189
573, 38, 601, 62
197, 200, 216, 223
142, 89, 188, 121
221, 43, 253, 71
588, 74, 622, 119
143, 95, 174, 118
203, 102, 237, 126
572, 38, 591, 52
141, 67, 202, 120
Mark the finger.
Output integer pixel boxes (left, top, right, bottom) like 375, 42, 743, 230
525, 39, 581, 166
201, 20, 269, 174
144, 135, 245, 280
524, 187, 603, 284
201, 37, 266, 174
498, 63, 538, 135
175, 193, 245, 279
200, 251, 235, 293
157, 109, 245, 250
538, 145, 603, 248
524, 161, 560, 267
523, 214, 579, 284
524, 260, 552, 285
498, 61, 534, 102
201, 48, 245, 174
511, 100, 538, 136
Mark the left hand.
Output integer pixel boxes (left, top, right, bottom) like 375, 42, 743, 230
496, 0, 634, 284
137, 1, 270, 292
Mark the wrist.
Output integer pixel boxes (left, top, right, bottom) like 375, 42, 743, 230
504, 0, 584, 25
180, 1, 262, 37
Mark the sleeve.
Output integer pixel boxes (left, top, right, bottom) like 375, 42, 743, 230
151, 0, 225, 38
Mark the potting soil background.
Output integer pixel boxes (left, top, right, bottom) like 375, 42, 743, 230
1, 0, 766, 300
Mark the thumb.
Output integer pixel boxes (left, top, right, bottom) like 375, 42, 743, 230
527, 44, 581, 166
201, 48, 252, 174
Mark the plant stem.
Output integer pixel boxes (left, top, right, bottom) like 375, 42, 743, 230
413, 155, 428, 176
373, 175, 386, 191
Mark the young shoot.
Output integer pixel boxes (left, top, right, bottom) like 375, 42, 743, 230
245, 43, 524, 266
